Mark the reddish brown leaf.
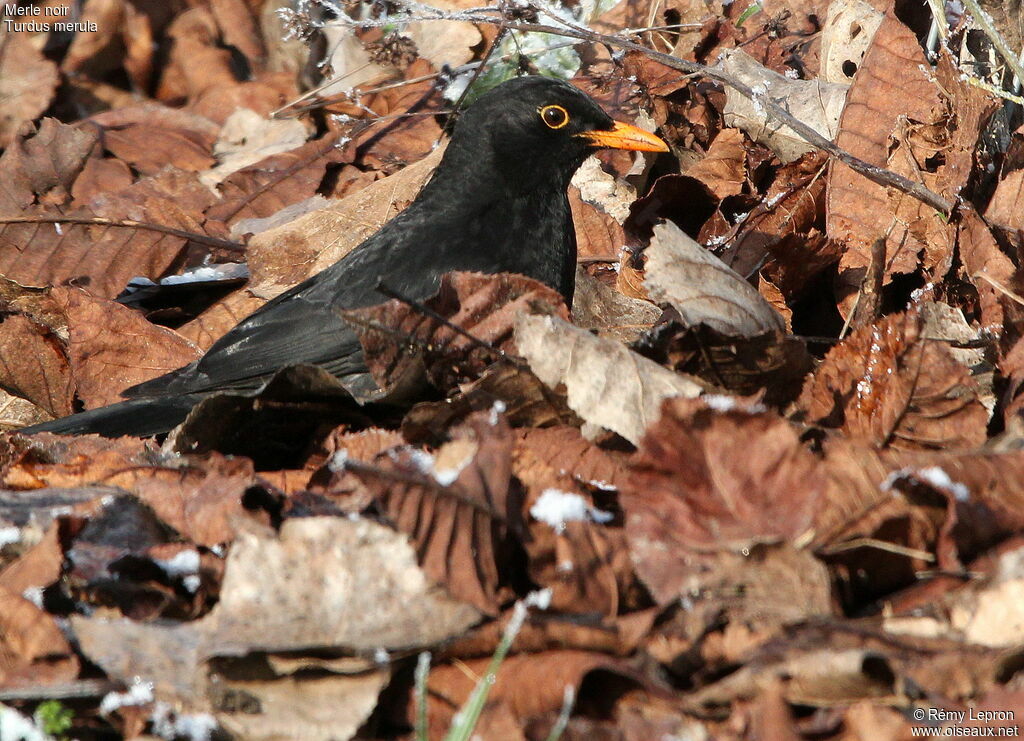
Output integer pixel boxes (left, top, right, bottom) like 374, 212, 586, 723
0, 314, 73, 419
207, 134, 352, 229
0, 585, 80, 689
620, 397, 825, 604
0, 33, 60, 148
0, 118, 97, 214
54, 287, 201, 408
350, 412, 517, 614
101, 452, 260, 546
797, 310, 988, 450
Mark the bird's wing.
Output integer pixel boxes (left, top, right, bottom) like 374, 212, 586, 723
124, 240, 396, 399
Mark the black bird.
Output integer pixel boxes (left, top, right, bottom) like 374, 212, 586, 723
23, 76, 667, 438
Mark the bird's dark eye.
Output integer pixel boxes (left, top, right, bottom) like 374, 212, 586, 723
539, 104, 570, 130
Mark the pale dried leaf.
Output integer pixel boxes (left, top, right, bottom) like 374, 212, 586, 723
644, 221, 785, 337
515, 313, 703, 445
720, 49, 848, 163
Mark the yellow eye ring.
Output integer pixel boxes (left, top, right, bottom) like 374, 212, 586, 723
539, 104, 570, 130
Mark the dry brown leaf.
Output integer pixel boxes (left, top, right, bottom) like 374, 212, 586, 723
349, 413, 517, 614
425, 650, 632, 732
0, 314, 74, 419
72, 517, 477, 735
352, 60, 445, 171
620, 397, 825, 603
819, 0, 886, 83
0, 33, 60, 148
54, 287, 201, 408
101, 453, 258, 546
720, 49, 847, 163
0, 117, 97, 214
176, 288, 267, 351
2, 433, 152, 490
960, 208, 1018, 336
0, 585, 80, 689
797, 310, 989, 450
206, 133, 351, 229
644, 220, 786, 337
515, 446, 632, 616
515, 313, 704, 445
829, 25, 997, 310
684, 127, 748, 199
514, 426, 629, 491
571, 267, 661, 344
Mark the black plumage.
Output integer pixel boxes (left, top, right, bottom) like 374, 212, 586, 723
23, 76, 666, 437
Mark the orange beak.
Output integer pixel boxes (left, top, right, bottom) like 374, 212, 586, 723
576, 121, 669, 152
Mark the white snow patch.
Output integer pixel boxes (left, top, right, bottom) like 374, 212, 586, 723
0, 704, 49, 741
125, 264, 249, 293
881, 466, 969, 501
150, 702, 217, 741
530, 489, 613, 533
156, 550, 200, 578
327, 449, 349, 472
100, 677, 154, 715
160, 263, 249, 285
702, 394, 766, 414
0, 526, 21, 547
524, 588, 552, 610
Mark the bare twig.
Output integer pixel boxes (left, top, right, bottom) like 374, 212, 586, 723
0, 215, 244, 252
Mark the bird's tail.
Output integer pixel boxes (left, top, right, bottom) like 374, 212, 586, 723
18, 395, 204, 438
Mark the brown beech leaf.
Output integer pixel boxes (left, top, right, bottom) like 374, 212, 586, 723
401, 363, 579, 445
100, 452, 259, 546
571, 268, 661, 344
206, 133, 352, 229
514, 426, 629, 491
0, 118, 97, 214
960, 208, 1017, 336
424, 649, 633, 734
797, 309, 988, 450
0, 314, 74, 418
0, 585, 80, 689
829, 27, 996, 310
635, 322, 813, 407
176, 288, 267, 351
0, 33, 60, 148
349, 271, 567, 397
515, 312, 704, 444
2, 433, 153, 490
103, 122, 216, 176
620, 397, 825, 603
685, 128, 747, 199
71, 518, 478, 732
569, 187, 626, 261
348, 412, 518, 614
53, 287, 201, 408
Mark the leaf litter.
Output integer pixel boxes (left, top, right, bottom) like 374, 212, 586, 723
4, 0, 1024, 738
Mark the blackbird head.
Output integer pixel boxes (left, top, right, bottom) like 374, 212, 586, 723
434, 76, 668, 198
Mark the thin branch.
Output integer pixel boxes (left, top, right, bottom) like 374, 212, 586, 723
452, 13, 955, 214
961, 0, 1024, 88
0, 215, 244, 252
